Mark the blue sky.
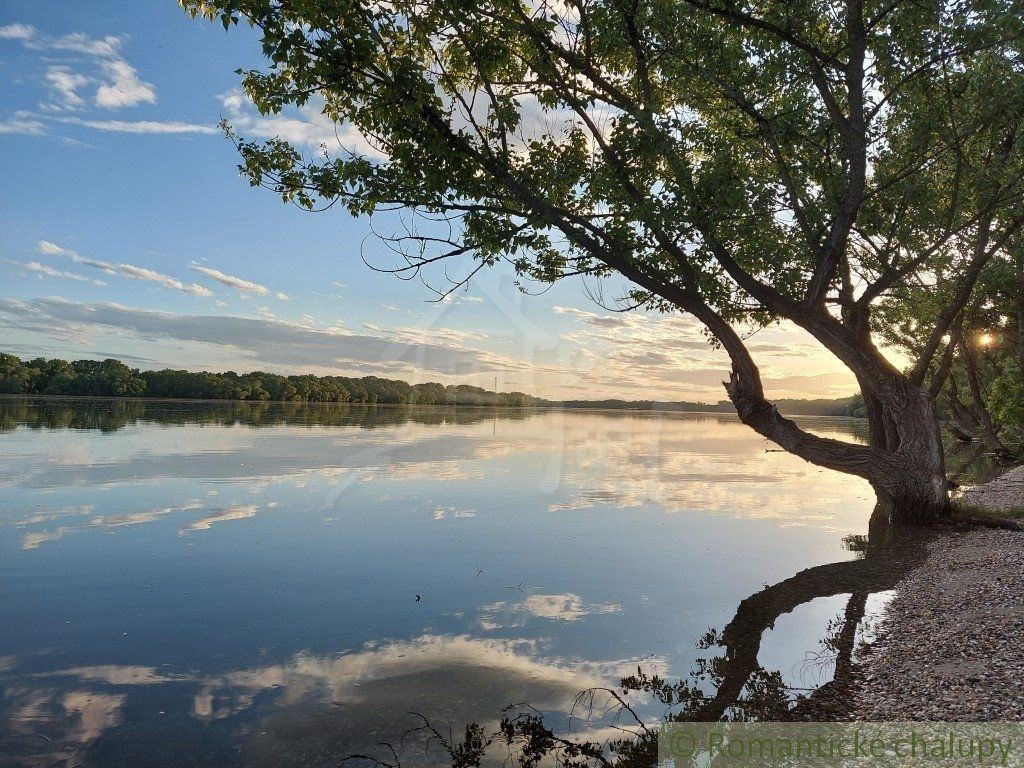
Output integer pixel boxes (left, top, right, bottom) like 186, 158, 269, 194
0, 0, 859, 401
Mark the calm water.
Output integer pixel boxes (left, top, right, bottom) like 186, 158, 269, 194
1, 398, 892, 766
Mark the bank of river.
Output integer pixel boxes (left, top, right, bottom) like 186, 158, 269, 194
809, 467, 1024, 721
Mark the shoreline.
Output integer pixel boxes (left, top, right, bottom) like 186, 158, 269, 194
846, 525, 1024, 720
808, 467, 1024, 721
0, 393, 866, 420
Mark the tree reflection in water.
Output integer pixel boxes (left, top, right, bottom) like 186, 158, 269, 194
344, 508, 924, 768
0, 397, 537, 433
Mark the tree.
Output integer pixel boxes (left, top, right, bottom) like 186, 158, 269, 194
0, 353, 34, 394
958, 248, 1024, 457
183, 0, 1024, 523
884, 242, 1024, 460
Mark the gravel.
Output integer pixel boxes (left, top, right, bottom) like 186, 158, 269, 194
846, 526, 1024, 721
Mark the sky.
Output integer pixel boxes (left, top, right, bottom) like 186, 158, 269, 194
0, 0, 862, 402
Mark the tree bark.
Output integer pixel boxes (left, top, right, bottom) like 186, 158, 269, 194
861, 385, 950, 525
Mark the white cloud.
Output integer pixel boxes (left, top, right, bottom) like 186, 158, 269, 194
18, 502, 206, 550
43, 31, 122, 58
218, 88, 384, 156
0, 23, 35, 40
110, 263, 211, 296
23, 635, 661, 763
0, 114, 45, 135
58, 117, 216, 134
38, 240, 69, 256
219, 89, 244, 114
0, 24, 214, 138
2, 23, 157, 115
45, 66, 90, 108
376, 323, 488, 345
549, 299, 865, 400
34, 665, 187, 686
94, 59, 155, 108
14, 259, 107, 286
189, 262, 288, 299
37, 240, 213, 297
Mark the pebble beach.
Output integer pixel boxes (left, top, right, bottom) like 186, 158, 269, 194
842, 467, 1024, 721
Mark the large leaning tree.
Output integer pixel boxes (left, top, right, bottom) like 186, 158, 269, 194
182, 0, 1024, 524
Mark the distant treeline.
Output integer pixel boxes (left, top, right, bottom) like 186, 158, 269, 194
542, 396, 867, 418
0, 352, 865, 416
0, 353, 536, 406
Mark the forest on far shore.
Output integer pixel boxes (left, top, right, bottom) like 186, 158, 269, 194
0, 353, 535, 407
0, 352, 865, 416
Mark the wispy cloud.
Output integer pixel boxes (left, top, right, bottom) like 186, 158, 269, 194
10, 259, 107, 286
0, 113, 45, 135
31, 30, 122, 58
553, 305, 631, 328
0, 296, 520, 377
57, 117, 216, 134
44, 66, 90, 108
550, 302, 864, 400
37, 241, 70, 256
37, 241, 213, 297
189, 262, 289, 299
432, 506, 476, 520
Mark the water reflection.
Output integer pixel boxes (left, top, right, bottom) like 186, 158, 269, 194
1, 636, 662, 767
1, 398, 901, 767
337, 513, 923, 767
478, 594, 623, 629
0, 397, 536, 433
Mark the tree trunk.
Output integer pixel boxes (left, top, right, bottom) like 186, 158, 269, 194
863, 386, 950, 526
723, 351, 950, 525
701, 291, 950, 526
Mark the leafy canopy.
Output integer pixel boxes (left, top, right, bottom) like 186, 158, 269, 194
181, 0, 1024, 348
